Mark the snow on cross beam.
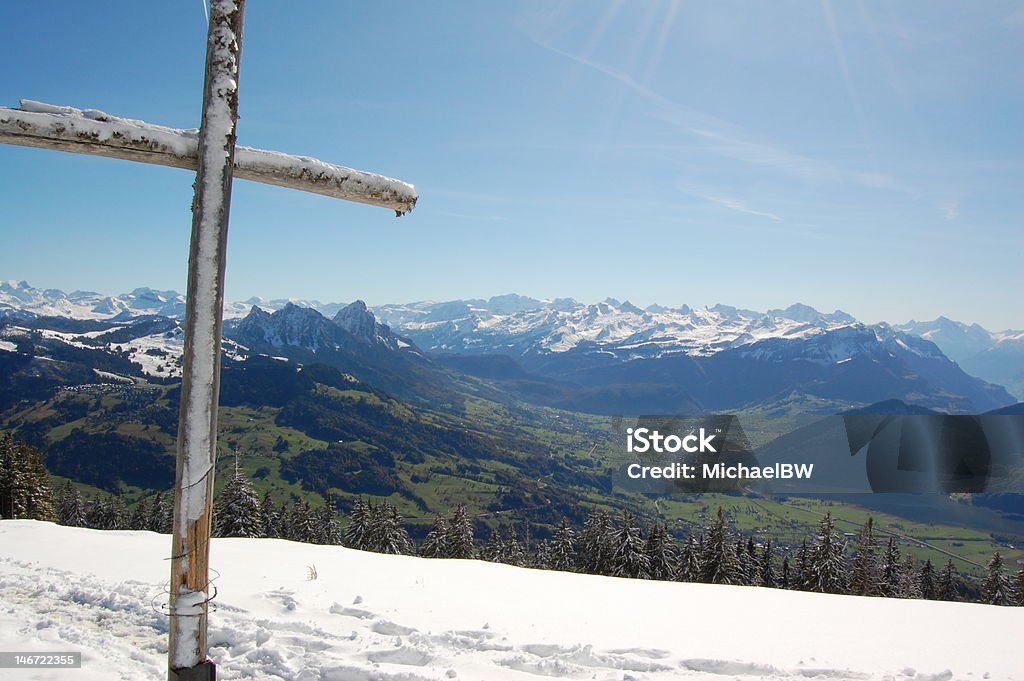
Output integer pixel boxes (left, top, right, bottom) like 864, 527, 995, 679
0, 99, 418, 216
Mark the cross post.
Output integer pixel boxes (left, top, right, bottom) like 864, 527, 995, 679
167, 1, 245, 679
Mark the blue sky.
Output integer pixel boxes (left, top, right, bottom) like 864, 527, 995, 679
1, 1, 1021, 329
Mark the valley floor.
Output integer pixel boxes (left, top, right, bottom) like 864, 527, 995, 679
0, 521, 1021, 681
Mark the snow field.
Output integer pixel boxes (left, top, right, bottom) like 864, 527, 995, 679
1, 521, 1021, 681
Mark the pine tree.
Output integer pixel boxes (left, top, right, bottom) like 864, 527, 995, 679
919, 559, 937, 600
447, 504, 475, 559
897, 554, 921, 599
781, 555, 791, 589
500, 528, 527, 567
148, 492, 172, 534
260, 491, 279, 538
1012, 567, 1024, 607
481, 527, 503, 562
344, 497, 374, 550
675, 535, 701, 583
532, 539, 553, 570
937, 559, 960, 602
880, 537, 901, 597
56, 481, 86, 527
745, 536, 759, 585
611, 510, 650, 579
87, 494, 126, 530
579, 509, 615, 576
548, 518, 576, 572
759, 540, 777, 588
0, 434, 54, 520
287, 500, 317, 543
0, 433, 26, 519
850, 517, 881, 596
129, 498, 149, 530
213, 469, 263, 538
794, 540, 810, 590
21, 444, 54, 521
421, 514, 451, 558
734, 537, 749, 585
644, 523, 677, 581
313, 494, 342, 545
276, 502, 291, 540
981, 552, 1010, 606
699, 508, 742, 585
806, 512, 848, 594
369, 503, 413, 555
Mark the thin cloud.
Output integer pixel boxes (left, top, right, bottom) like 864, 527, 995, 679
942, 201, 959, 221
697, 194, 783, 223
528, 34, 902, 193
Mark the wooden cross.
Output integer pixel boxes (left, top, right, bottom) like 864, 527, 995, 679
0, 2, 417, 679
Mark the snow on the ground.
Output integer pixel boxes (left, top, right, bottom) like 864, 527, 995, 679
1, 521, 1021, 681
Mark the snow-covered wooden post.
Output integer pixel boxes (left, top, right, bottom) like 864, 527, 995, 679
0, 2, 417, 677
167, 1, 244, 679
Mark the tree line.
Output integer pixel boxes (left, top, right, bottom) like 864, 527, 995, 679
3, 432, 1023, 607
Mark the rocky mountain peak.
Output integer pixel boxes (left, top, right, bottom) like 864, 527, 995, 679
334, 300, 401, 350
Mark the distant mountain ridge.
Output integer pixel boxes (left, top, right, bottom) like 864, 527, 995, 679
895, 317, 1024, 400
1, 280, 1018, 411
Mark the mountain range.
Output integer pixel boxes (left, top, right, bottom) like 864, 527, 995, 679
1, 280, 1019, 414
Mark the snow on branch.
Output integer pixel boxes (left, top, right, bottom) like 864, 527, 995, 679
0, 100, 417, 216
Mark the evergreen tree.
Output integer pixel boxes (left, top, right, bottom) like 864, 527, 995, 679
21, 444, 54, 521
532, 539, 553, 570
213, 469, 263, 538
87, 494, 126, 530
369, 503, 413, 555
129, 498, 149, 531
880, 537, 901, 597
699, 508, 742, 585
781, 555, 791, 589
447, 504, 475, 559
276, 502, 291, 540
287, 500, 318, 543
260, 491, 279, 538
675, 535, 702, 583
937, 559, 960, 602
611, 510, 650, 579
806, 512, 848, 594
421, 514, 451, 558
500, 528, 527, 567
1012, 567, 1024, 607
850, 517, 881, 596
480, 526, 503, 562
981, 552, 1011, 606
919, 559, 937, 600
344, 498, 373, 550
897, 554, 921, 599
314, 494, 343, 545
56, 481, 86, 527
148, 492, 172, 534
0, 433, 27, 519
547, 518, 576, 572
644, 523, 677, 581
745, 536, 759, 585
0, 434, 54, 520
794, 540, 810, 590
759, 540, 777, 588
579, 509, 615, 576
733, 537, 748, 585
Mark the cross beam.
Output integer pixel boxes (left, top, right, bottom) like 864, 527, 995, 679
0, 101, 417, 216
